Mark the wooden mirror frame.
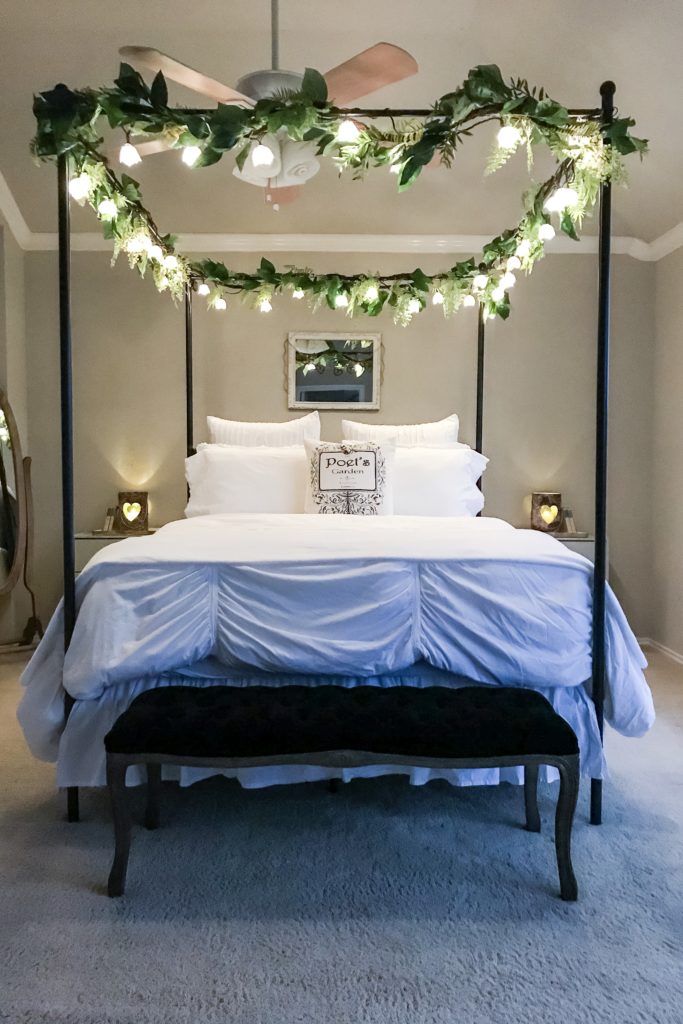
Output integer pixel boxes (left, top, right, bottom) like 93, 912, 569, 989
0, 387, 28, 598
287, 332, 382, 411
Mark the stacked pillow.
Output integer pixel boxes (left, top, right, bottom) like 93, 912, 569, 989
186, 412, 486, 518
207, 410, 320, 446
341, 413, 461, 447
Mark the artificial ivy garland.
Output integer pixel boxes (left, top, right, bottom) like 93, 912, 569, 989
32, 63, 646, 324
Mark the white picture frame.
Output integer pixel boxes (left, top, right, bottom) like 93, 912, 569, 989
287, 332, 382, 411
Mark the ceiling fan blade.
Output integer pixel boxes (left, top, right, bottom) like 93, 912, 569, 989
119, 46, 255, 107
265, 186, 302, 209
324, 42, 418, 106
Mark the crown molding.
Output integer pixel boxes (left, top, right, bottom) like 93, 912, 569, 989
0, 170, 32, 249
1, 169, 681, 262
643, 221, 683, 262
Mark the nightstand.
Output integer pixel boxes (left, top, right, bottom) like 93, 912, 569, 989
556, 535, 596, 563
75, 530, 157, 573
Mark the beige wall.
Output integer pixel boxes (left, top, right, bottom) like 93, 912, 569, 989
652, 248, 683, 653
24, 249, 656, 637
0, 217, 30, 641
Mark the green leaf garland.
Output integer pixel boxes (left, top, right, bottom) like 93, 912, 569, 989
31, 63, 647, 324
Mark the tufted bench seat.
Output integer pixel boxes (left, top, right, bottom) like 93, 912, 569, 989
104, 684, 580, 900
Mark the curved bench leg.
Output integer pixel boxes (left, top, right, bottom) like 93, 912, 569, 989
107, 757, 131, 898
145, 763, 161, 830
555, 756, 580, 901
524, 764, 541, 832
66, 786, 80, 823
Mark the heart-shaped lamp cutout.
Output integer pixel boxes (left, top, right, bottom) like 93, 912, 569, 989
540, 503, 559, 526
122, 501, 142, 523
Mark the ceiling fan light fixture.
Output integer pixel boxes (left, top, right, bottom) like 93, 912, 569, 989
251, 143, 277, 168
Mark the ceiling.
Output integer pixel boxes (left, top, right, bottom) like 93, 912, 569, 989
1, 0, 681, 242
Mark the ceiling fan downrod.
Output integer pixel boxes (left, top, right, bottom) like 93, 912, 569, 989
271, 0, 279, 71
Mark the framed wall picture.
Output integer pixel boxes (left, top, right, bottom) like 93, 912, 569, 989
287, 332, 382, 411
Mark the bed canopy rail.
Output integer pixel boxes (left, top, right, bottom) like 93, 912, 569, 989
55, 79, 620, 825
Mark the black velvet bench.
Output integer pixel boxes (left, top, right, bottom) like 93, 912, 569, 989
104, 684, 581, 900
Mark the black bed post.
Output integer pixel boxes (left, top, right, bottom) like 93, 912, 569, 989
590, 80, 615, 826
57, 154, 79, 823
475, 300, 485, 455
185, 283, 194, 457
474, 299, 486, 512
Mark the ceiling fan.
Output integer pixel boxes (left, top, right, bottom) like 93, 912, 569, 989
119, 0, 418, 209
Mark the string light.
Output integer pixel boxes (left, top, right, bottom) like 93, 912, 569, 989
160, 275, 170, 288
501, 272, 516, 289
292, 288, 305, 299
213, 296, 227, 310
181, 146, 202, 167
259, 297, 273, 313
97, 198, 117, 218
515, 239, 531, 259
389, 162, 401, 174
497, 124, 522, 149
125, 235, 147, 254
544, 186, 579, 212
335, 293, 349, 308
473, 273, 488, 290
353, 362, 365, 377
363, 284, 379, 302
432, 290, 444, 305
119, 140, 141, 167
336, 119, 361, 144
163, 254, 179, 270
407, 298, 421, 315
491, 285, 506, 302
506, 255, 522, 271
462, 294, 476, 307
304, 361, 316, 374
197, 283, 210, 296
68, 173, 91, 201
538, 222, 556, 241
149, 245, 163, 261
252, 143, 276, 167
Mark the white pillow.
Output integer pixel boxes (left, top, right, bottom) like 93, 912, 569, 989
341, 413, 460, 447
393, 447, 488, 516
185, 444, 307, 516
207, 410, 320, 446
304, 440, 395, 515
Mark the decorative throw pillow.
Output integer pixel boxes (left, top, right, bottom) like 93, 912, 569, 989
207, 410, 320, 446
304, 440, 395, 515
341, 413, 461, 447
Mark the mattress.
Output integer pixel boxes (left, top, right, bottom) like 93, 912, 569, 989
17, 513, 654, 784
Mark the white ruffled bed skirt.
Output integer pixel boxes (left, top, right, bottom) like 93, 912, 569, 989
55, 661, 605, 789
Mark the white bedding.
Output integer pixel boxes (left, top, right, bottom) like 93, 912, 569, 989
18, 514, 654, 779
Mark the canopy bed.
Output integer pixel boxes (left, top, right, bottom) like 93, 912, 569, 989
19, 55, 651, 829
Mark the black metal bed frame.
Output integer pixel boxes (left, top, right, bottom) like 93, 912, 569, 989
56, 83, 615, 826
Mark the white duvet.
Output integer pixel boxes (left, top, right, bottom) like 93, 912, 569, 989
19, 514, 654, 768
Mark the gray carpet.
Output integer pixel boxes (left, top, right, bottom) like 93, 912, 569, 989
1, 652, 682, 1024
